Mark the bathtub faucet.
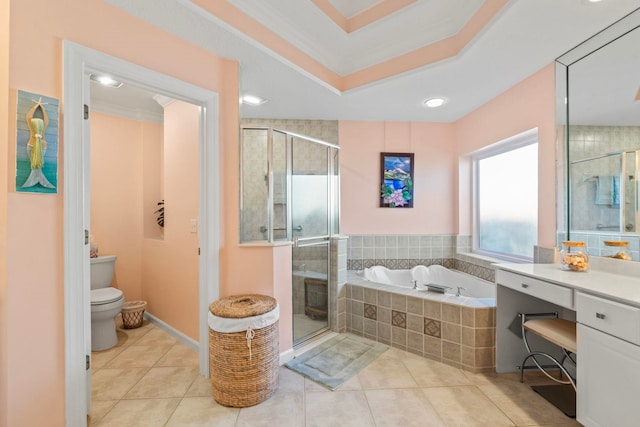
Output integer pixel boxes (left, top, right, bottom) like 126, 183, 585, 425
456, 286, 466, 297
413, 280, 418, 290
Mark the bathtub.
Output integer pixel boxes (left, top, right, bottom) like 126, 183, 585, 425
346, 264, 496, 372
362, 264, 496, 299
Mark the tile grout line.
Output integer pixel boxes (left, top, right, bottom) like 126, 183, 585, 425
161, 364, 202, 426
302, 374, 307, 427
90, 322, 162, 424
399, 351, 450, 425
473, 383, 519, 427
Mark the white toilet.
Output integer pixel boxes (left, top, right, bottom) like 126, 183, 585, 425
90, 255, 125, 351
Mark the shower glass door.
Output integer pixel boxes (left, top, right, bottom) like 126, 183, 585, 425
291, 135, 337, 345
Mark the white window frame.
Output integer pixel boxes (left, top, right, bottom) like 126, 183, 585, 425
471, 128, 539, 262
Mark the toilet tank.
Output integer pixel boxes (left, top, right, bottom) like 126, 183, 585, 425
90, 255, 117, 290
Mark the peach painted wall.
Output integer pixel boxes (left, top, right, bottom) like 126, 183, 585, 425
455, 64, 556, 246
92, 105, 203, 342
219, 100, 294, 351
90, 105, 232, 337
91, 113, 147, 301
142, 101, 200, 340
92, 102, 229, 345
5, 0, 239, 425
2, 1, 558, 425
143, 120, 164, 241
339, 66, 556, 247
0, 1, 9, 425
340, 121, 457, 234
6, 194, 62, 427
273, 245, 293, 351
219, 243, 294, 353
212, 32, 293, 353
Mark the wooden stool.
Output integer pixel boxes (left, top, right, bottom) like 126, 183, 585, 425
519, 312, 577, 391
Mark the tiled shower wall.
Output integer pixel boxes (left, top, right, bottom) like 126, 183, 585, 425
568, 125, 640, 260
240, 119, 339, 243
557, 231, 640, 261
569, 125, 640, 166
241, 119, 339, 145
240, 128, 270, 242
292, 245, 329, 315
346, 234, 496, 282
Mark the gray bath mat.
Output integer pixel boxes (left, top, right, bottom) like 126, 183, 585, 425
285, 334, 388, 390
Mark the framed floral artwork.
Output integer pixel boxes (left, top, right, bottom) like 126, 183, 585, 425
380, 152, 414, 208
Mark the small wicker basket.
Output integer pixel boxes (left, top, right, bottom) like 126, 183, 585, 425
209, 294, 279, 407
121, 301, 146, 329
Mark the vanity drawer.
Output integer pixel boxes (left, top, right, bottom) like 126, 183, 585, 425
577, 292, 640, 345
496, 270, 574, 309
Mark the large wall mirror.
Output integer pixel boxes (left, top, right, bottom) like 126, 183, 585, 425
557, 7, 640, 261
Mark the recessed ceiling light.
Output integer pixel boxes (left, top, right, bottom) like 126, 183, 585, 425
240, 94, 267, 106
89, 73, 123, 88
423, 97, 446, 108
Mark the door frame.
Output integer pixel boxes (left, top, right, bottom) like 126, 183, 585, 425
62, 41, 220, 426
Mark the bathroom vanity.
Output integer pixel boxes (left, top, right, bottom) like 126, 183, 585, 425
522, 7, 640, 425
494, 263, 640, 427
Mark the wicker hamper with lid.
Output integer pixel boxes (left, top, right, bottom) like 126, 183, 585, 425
208, 294, 279, 407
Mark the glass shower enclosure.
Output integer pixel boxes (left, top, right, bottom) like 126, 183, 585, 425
240, 126, 340, 346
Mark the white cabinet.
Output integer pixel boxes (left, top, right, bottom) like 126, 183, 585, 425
495, 264, 640, 426
576, 293, 640, 427
496, 270, 574, 309
577, 292, 640, 345
495, 269, 575, 373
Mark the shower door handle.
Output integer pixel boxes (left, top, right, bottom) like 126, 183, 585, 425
293, 235, 329, 248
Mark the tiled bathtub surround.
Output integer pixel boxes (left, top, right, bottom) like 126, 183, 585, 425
347, 234, 495, 282
330, 236, 348, 334
346, 273, 496, 373
347, 234, 455, 266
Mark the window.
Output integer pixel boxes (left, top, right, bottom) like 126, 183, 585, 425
473, 130, 538, 261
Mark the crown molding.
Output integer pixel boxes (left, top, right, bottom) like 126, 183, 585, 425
91, 99, 163, 123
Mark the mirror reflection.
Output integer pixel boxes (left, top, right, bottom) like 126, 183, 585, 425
558, 8, 640, 260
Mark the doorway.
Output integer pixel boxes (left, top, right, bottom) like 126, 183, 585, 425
63, 41, 220, 426
88, 80, 203, 409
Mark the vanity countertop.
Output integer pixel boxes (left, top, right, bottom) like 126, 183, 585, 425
494, 263, 640, 308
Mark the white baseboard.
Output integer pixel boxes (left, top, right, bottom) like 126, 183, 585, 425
279, 348, 295, 365
144, 312, 199, 352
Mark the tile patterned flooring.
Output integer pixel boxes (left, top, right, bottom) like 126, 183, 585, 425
90, 318, 582, 426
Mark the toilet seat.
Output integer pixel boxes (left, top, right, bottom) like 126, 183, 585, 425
91, 287, 124, 305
